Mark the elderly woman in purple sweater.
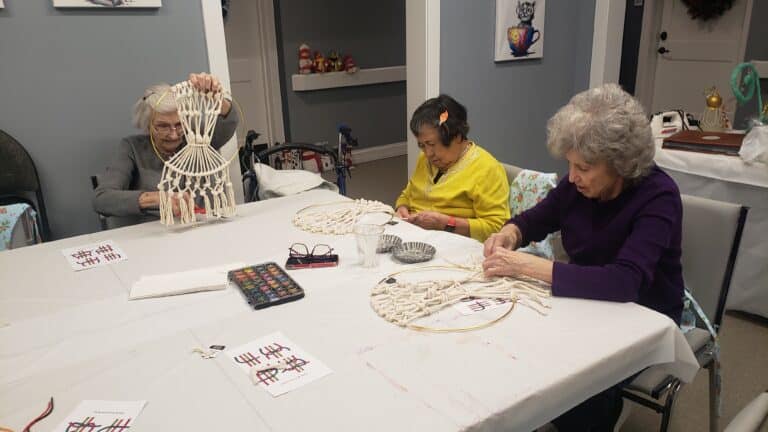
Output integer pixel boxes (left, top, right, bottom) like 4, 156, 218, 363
483, 84, 684, 430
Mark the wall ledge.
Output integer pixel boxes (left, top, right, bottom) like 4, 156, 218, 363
291, 66, 406, 91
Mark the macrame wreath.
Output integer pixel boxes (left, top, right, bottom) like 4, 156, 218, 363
156, 80, 237, 226
371, 259, 551, 332
293, 199, 394, 234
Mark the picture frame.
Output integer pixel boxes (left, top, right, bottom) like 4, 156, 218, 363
494, 0, 545, 62
52, 0, 161, 7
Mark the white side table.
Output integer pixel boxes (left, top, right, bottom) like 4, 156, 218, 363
655, 140, 768, 319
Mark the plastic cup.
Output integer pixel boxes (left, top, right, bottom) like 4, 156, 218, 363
354, 224, 384, 268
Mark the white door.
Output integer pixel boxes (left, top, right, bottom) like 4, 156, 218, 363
649, 0, 752, 122
223, 0, 285, 148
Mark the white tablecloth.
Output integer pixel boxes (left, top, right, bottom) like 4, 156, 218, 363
0, 190, 698, 431
655, 142, 768, 318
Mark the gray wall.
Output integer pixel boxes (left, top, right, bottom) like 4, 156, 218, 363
275, 0, 406, 148
734, 0, 768, 129
0, 1, 209, 239
440, 0, 596, 174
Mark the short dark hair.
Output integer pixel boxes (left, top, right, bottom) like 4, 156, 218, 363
409, 94, 469, 147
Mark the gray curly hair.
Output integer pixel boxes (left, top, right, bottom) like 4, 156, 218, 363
546, 83, 655, 182
131, 83, 177, 130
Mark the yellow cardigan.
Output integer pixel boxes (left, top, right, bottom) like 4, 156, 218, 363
395, 143, 510, 242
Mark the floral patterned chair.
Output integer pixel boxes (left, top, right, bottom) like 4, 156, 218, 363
502, 163, 565, 261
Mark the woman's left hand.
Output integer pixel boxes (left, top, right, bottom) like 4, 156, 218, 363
482, 247, 554, 283
483, 247, 527, 278
407, 211, 447, 230
189, 72, 223, 93
188, 72, 231, 115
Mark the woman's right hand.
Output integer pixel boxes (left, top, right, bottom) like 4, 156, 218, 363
139, 191, 160, 210
483, 224, 522, 257
139, 191, 189, 217
396, 206, 411, 219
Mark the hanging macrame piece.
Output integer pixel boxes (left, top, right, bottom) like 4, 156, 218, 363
157, 80, 236, 226
370, 261, 551, 332
293, 199, 394, 234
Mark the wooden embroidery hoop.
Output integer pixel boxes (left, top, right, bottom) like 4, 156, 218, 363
371, 262, 551, 333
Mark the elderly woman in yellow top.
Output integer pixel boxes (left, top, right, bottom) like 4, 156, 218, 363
395, 95, 510, 242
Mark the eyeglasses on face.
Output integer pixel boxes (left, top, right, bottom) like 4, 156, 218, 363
289, 243, 334, 258
152, 122, 184, 135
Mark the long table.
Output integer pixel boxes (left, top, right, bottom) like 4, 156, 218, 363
0, 189, 698, 431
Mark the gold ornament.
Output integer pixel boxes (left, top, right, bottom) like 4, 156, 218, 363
701, 86, 726, 132
705, 87, 723, 108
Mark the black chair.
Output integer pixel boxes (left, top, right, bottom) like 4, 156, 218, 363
0, 130, 51, 241
90, 175, 110, 231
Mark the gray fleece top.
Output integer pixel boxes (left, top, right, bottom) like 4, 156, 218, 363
93, 108, 239, 223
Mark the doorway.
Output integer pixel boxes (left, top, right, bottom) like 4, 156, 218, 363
222, 0, 285, 149
634, 0, 753, 121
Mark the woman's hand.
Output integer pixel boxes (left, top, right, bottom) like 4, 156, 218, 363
189, 72, 223, 93
483, 247, 554, 283
138, 191, 160, 210
139, 191, 190, 217
483, 224, 522, 257
395, 206, 411, 219
408, 211, 447, 230
189, 72, 231, 115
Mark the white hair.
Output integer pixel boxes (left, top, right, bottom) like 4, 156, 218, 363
546, 83, 655, 183
131, 83, 177, 130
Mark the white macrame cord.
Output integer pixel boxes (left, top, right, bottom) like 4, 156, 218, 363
371, 262, 551, 331
157, 81, 236, 225
293, 199, 394, 234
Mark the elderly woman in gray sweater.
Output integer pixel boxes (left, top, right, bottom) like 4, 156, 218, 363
93, 72, 239, 225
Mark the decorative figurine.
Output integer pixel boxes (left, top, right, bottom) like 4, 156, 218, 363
342, 54, 358, 74
298, 43, 313, 74
313, 51, 327, 73
327, 50, 343, 72
701, 86, 727, 132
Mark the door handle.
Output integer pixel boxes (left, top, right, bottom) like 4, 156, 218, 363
658, 47, 670, 54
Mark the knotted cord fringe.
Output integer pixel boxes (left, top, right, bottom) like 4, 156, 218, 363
371, 260, 551, 332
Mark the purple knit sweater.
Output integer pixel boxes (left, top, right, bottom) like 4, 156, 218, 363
509, 165, 684, 323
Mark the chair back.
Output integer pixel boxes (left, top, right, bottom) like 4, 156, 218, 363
680, 194, 748, 331
0, 130, 40, 194
501, 163, 523, 186
0, 130, 51, 240
90, 176, 110, 231
500, 162, 569, 261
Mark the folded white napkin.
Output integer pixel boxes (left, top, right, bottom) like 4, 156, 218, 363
128, 262, 246, 300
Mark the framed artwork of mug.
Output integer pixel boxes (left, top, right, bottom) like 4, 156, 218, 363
52, 0, 161, 7
494, 0, 545, 62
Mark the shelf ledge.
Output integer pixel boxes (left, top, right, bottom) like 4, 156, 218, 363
291, 66, 406, 91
